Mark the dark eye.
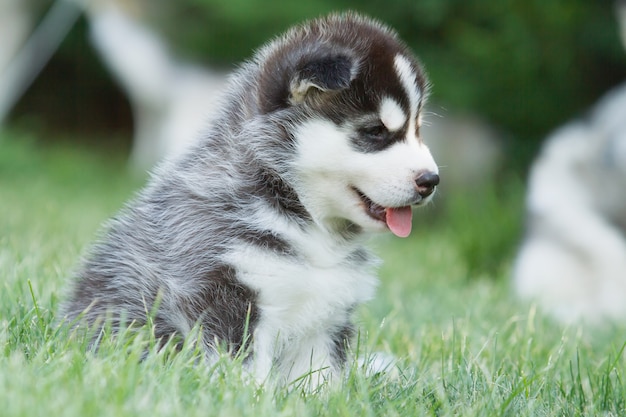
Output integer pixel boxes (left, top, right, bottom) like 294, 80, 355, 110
360, 124, 388, 140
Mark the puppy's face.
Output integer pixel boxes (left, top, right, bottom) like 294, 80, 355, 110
259, 14, 439, 237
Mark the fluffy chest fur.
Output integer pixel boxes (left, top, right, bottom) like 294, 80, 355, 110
225, 228, 378, 330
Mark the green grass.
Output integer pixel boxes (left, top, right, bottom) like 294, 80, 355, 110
2, 130, 626, 416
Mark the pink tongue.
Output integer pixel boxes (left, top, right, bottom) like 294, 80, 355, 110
386, 206, 413, 238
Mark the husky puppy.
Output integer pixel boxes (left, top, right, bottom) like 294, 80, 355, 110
514, 83, 626, 323
61, 13, 439, 386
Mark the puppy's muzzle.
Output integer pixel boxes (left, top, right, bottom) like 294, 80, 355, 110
415, 171, 440, 198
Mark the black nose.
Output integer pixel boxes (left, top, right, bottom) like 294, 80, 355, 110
415, 171, 440, 197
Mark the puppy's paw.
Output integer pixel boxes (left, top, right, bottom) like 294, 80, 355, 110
358, 351, 400, 379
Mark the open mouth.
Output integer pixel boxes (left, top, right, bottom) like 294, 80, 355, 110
353, 188, 413, 238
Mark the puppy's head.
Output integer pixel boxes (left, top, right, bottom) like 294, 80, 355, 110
256, 13, 439, 237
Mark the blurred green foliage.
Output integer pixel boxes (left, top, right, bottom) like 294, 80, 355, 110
12, 0, 626, 166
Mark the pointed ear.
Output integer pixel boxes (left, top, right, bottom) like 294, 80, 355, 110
289, 54, 357, 104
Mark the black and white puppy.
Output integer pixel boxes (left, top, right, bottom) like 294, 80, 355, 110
62, 13, 439, 387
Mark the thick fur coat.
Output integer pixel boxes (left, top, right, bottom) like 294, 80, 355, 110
61, 13, 439, 387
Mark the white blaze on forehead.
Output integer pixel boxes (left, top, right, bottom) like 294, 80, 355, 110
379, 97, 406, 131
393, 54, 421, 135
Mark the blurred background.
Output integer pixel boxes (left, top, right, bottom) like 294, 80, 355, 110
1, 0, 626, 321
3, 0, 625, 163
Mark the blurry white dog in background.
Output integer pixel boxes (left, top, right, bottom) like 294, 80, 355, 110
513, 84, 626, 322
81, 0, 227, 171
514, 2, 626, 322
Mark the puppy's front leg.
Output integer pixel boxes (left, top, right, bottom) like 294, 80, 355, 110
276, 332, 340, 390
249, 326, 339, 390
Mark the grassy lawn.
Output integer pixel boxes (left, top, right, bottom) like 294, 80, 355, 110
1, 130, 625, 416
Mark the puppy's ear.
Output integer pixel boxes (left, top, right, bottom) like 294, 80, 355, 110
289, 54, 356, 104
